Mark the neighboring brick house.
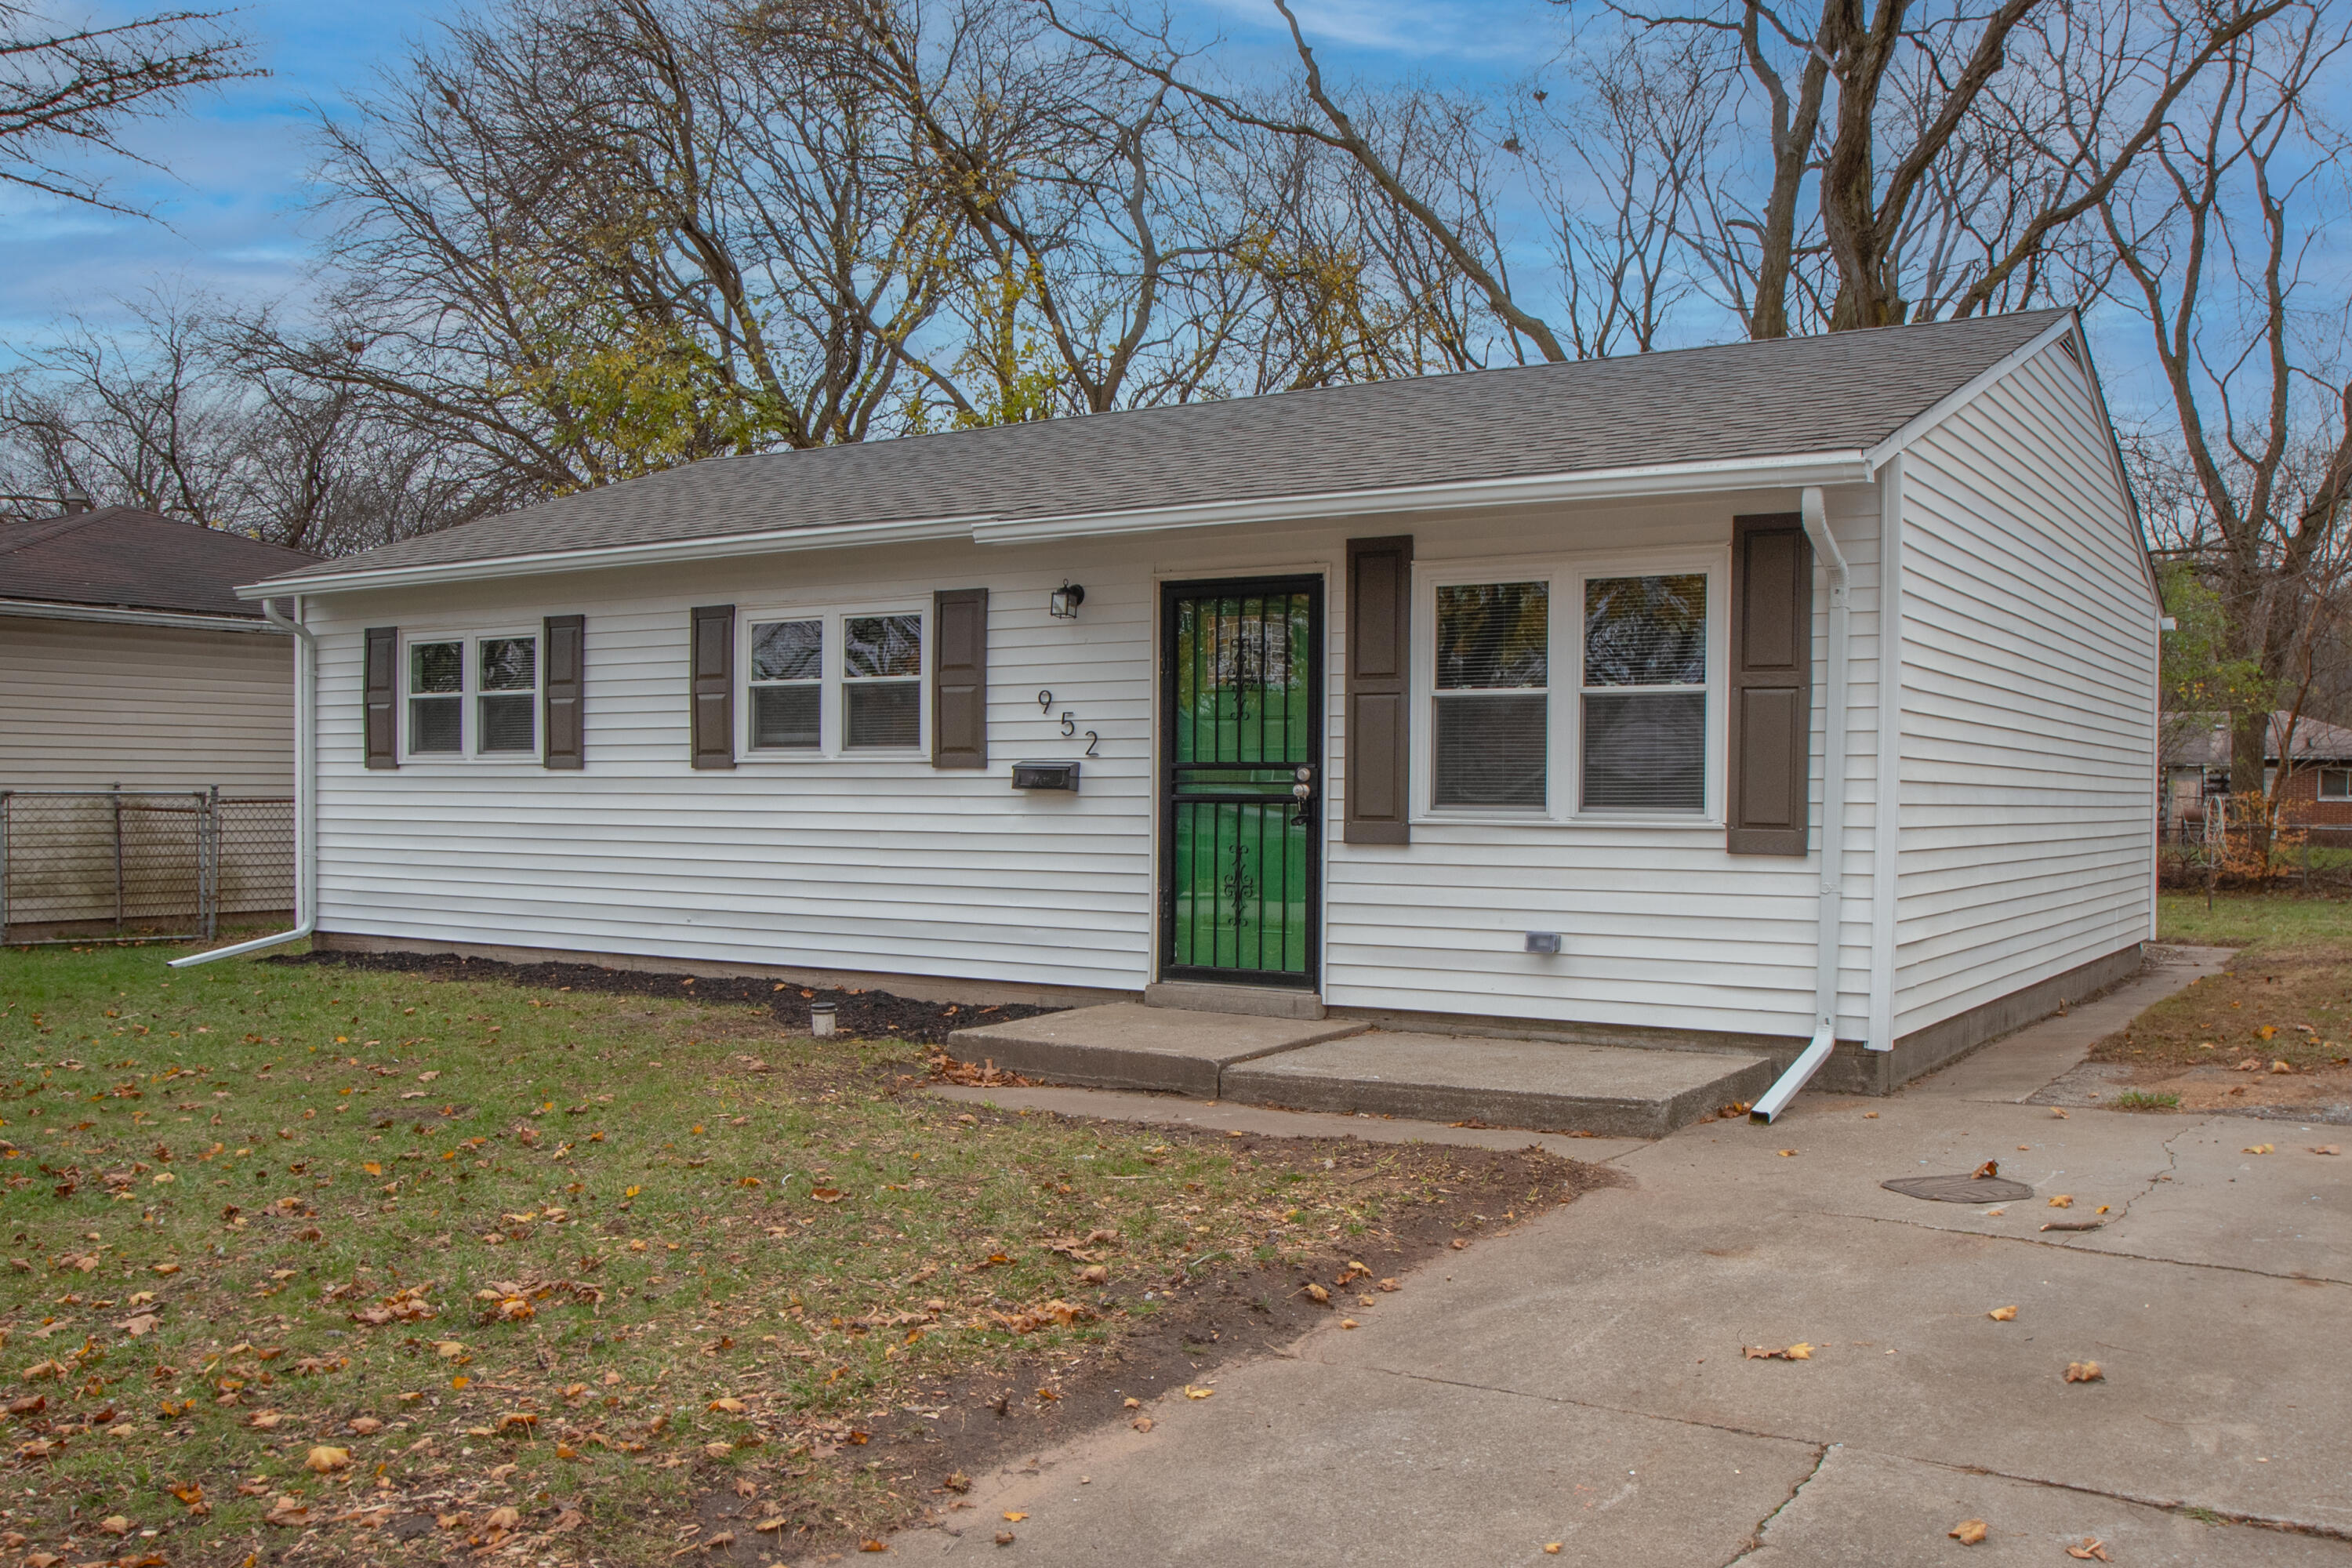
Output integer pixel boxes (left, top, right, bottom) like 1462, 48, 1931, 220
2162, 712, 2352, 833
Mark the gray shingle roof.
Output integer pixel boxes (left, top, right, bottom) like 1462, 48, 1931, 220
260, 309, 2070, 587
2, 506, 321, 615
2165, 712, 2352, 767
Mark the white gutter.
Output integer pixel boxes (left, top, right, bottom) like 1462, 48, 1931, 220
973, 451, 1873, 546
2, 598, 288, 634
235, 514, 992, 599
238, 452, 1875, 597
169, 596, 317, 968
1752, 487, 1853, 1124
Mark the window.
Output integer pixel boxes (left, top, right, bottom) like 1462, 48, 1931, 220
749, 619, 822, 750
742, 608, 924, 756
2321, 768, 2352, 801
1433, 583, 1548, 808
404, 632, 537, 758
1581, 573, 1707, 811
408, 641, 462, 754
844, 613, 923, 749
1421, 557, 1721, 822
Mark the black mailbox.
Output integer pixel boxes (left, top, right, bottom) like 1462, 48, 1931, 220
1011, 760, 1081, 792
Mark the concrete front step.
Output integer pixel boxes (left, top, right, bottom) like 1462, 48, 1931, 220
945, 1004, 1366, 1098
949, 1003, 1778, 1138
1225, 1033, 1777, 1139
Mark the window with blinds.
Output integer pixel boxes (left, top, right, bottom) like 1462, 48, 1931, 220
1581, 573, 1707, 811
1432, 581, 1548, 808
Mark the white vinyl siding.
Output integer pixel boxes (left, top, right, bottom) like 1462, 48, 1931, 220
0, 615, 296, 792
1889, 341, 2158, 1038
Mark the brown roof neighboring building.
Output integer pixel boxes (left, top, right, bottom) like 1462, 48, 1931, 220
0, 506, 321, 619
2164, 712, 2352, 768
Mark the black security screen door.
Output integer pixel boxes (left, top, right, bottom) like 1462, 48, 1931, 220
1161, 577, 1323, 988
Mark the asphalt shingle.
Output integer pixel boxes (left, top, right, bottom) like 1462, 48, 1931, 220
2, 507, 321, 615
260, 310, 2069, 586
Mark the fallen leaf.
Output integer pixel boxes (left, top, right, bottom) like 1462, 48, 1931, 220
708, 1398, 748, 1414
996, 1532, 1016, 1546
1183, 1385, 1214, 1399
1301, 1283, 1330, 1305
703, 1441, 731, 1458
1987, 1305, 2017, 1321
2050, 1109, 2069, 1120
1743, 1343, 1813, 1360
1003, 1512, 1028, 1523
2270, 1060, 2294, 1074
1948, 1519, 1987, 1544
810, 1188, 843, 1203
2048, 1194, 2073, 1208
1340, 1318, 1359, 1330
1544, 1546, 1563, 1556
348, 1415, 382, 1435
486, 1505, 521, 1531
1132, 1416, 1154, 1432
306, 1445, 351, 1473
1121, 1397, 1140, 1410
118, 1313, 160, 1338
151, 1262, 180, 1276
1777, 1149, 1798, 1157
2313, 1145, 2342, 1156
2244, 1144, 2275, 1155
2067, 1538, 2111, 1562
756, 1516, 787, 1532
98, 1516, 132, 1536
1973, 1160, 2000, 1179
247, 1410, 284, 1430
860, 1541, 887, 1554
2063, 1361, 2103, 1383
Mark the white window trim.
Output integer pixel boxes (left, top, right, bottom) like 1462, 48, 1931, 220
737, 601, 930, 761
2319, 768, 2352, 801
1409, 546, 1730, 827
398, 627, 543, 764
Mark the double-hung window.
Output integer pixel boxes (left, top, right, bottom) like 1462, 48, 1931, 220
2321, 768, 2352, 801
1423, 558, 1719, 820
1579, 573, 1708, 811
405, 633, 539, 758
744, 608, 924, 755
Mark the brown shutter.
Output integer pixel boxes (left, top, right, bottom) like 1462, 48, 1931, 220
1345, 535, 1413, 844
690, 604, 735, 770
364, 626, 398, 770
1727, 513, 1813, 855
543, 614, 584, 770
931, 587, 988, 769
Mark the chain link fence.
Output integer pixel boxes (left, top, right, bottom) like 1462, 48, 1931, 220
0, 789, 294, 945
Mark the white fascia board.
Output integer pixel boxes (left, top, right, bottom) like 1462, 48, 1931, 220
235, 514, 990, 599
1, 598, 286, 634
971, 450, 1874, 546
1862, 314, 2080, 471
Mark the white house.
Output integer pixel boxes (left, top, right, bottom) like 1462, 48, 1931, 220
223, 309, 2158, 1097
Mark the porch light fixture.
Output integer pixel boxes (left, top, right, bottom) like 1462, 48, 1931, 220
1049, 582, 1086, 619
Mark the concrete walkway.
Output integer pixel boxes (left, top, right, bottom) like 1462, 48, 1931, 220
914, 946, 2352, 1566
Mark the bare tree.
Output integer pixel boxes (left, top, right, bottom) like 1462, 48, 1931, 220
0, 2, 256, 210
2100, 0, 2352, 857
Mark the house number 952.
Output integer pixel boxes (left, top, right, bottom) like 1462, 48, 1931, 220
1037, 690, 1099, 757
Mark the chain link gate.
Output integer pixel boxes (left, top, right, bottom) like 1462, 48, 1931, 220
0, 789, 295, 946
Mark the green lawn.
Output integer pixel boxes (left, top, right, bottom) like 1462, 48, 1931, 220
2158, 891, 2352, 948
0, 940, 1489, 1563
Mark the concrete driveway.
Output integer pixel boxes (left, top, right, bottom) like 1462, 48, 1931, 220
920, 953, 2352, 1566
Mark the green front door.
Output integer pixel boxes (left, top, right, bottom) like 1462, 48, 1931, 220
1160, 577, 1323, 989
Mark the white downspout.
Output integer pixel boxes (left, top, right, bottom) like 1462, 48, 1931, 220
170, 595, 317, 968
1751, 488, 1849, 1123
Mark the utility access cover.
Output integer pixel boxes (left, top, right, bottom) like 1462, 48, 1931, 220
1881, 1173, 2035, 1204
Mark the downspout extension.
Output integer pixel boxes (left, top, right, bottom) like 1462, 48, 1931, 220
1753, 488, 1851, 1124
169, 596, 317, 968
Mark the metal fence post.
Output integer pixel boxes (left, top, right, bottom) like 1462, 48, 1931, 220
200, 786, 220, 941
111, 782, 125, 935
1, 790, 10, 941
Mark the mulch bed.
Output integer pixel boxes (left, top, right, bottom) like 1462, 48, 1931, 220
691, 1117, 1624, 1562
268, 947, 1062, 1045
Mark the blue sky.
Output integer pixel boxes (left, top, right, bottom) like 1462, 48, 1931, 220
0, 0, 1563, 358
0, 0, 2266, 427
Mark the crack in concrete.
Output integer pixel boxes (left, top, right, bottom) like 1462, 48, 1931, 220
1722, 1441, 1834, 1566
1820, 1207, 2352, 1286
2101, 1122, 2193, 1226
1319, 1357, 2352, 1544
